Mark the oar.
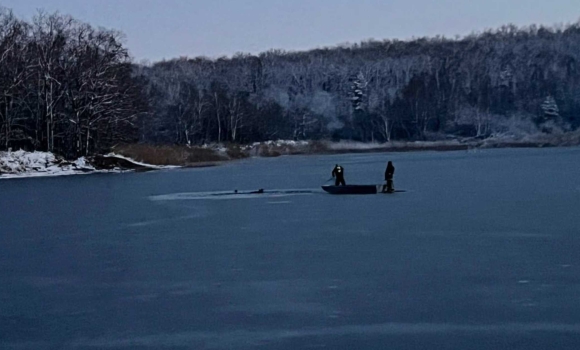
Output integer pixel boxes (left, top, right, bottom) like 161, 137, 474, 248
324, 177, 334, 184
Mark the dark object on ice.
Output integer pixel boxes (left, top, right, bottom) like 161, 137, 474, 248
322, 185, 378, 195
322, 185, 406, 195
227, 188, 263, 195
331, 164, 346, 186
382, 161, 395, 193
208, 188, 312, 197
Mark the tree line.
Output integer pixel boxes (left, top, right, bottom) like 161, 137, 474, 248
1, 8, 580, 157
137, 22, 580, 145
0, 9, 145, 157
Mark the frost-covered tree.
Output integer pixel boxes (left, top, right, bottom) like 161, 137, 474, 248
541, 95, 560, 119
454, 106, 493, 137
350, 72, 367, 111
135, 21, 580, 144
539, 95, 568, 133
0, 9, 145, 156
4, 4, 580, 152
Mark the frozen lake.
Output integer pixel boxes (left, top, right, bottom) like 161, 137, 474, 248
1, 147, 580, 349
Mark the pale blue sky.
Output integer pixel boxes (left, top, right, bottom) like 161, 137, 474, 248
2, 0, 578, 62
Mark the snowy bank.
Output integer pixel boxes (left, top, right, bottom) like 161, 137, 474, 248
95, 153, 180, 170
0, 150, 176, 180
325, 140, 466, 152
239, 139, 467, 156
0, 150, 97, 179
234, 132, 580, 157
241, 140, 318, 157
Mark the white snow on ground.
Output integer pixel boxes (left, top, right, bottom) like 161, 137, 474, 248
327, 140, 464, 151
103, 153, 180, 169
244, 140, 310, 150
74, 156, 91, 168
0, 150, 176, 180
0, 150, 98, 179
199, 140, 312, 157
200, 144, 228, 154
265, 140, 309, 147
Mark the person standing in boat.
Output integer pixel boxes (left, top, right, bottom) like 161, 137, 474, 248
332, 164, 346, 186
383, 161, 395, 193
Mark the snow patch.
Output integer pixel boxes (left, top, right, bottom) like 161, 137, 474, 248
327, 140, 463, 151
200, 144, 228, 154
0, 150, 182, 180
103, 153, 180, 169
0, 150, 99, 179
242, 140, 309, 149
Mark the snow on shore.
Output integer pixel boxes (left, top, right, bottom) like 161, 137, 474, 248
247, 140, 310, 148
0, 150, 179, 179
102, 153, 180, 169
0, 150, 99, 179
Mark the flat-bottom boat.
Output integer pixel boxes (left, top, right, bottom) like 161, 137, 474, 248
322, 185, 380, 195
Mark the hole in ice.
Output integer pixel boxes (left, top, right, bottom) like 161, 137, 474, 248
149, 189, 316, 201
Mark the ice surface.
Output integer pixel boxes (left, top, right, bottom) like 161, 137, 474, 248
2, 147, 580, 349
149, 189, 316, 201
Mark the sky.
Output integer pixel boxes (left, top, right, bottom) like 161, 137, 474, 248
1, 0, 579, 62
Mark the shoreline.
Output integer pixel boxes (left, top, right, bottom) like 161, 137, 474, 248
2, 137, 579, 180
244, 137, 580, 157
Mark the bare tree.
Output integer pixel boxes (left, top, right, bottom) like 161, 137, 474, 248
0, 10, 31, 149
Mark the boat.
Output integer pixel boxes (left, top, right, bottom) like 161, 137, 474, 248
321, 185, 380, 195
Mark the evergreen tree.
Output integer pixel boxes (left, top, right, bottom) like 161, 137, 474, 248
350, 72, 367, 111
541, 95, 560, 119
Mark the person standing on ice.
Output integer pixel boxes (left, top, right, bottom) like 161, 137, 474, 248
332, 164, 346, 186
383, 161, 395, 193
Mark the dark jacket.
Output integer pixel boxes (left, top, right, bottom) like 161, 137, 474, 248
385, 162, 395, 180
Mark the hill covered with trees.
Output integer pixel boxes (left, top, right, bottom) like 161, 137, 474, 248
1, 7, 579, 158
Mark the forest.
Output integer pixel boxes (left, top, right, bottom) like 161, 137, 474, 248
1, 7, 579, 157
